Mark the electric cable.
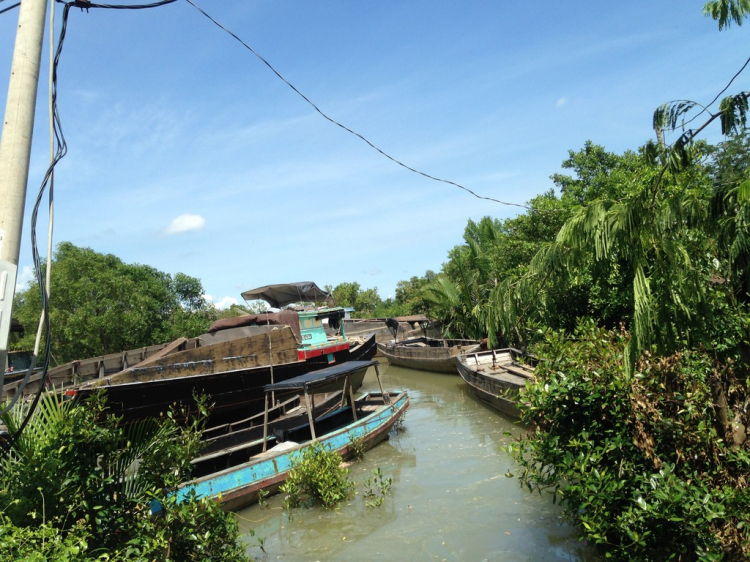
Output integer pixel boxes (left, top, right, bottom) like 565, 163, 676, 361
60, 0, 178, 10
0, 1, 70, 447
659, 54, 750, 140
184, 0, 530, 211
0, 2, 21, 15
2, 0, 176, 453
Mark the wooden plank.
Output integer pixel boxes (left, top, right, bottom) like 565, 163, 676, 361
125, 337, 187, 370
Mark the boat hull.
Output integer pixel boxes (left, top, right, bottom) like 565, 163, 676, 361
302, 333, 378, 367
456, 349, 535, 418
66, 334, 377, 427
176, 390, 409, 512
377, 337, 480, 373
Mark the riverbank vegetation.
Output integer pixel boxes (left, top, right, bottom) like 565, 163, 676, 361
5, 2, 749, 560
0, 392, 249, 561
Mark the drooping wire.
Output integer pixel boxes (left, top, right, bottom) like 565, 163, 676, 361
184, 0, 530, 211
2, 0, 177, 454
0, 6, 68, 454
0, 2, 21, 16
58, 0, 178, 10
660, 54, 750, 137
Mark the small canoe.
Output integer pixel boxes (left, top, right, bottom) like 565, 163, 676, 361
174, 360, 408, 511
456, 348, 537, 418
377, 337, 481, 373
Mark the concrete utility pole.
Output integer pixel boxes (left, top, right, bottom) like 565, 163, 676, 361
0, 0, 49, 375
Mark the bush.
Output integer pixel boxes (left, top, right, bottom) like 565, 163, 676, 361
0, 392, 249, 561
280, 441, 355, 509
510, 322, 750, 561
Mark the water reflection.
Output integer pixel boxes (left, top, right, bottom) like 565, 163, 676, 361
237, 363, 598, 561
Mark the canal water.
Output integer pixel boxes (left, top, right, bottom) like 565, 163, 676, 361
236, 362, 599, 561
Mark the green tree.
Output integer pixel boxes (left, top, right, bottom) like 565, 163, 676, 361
325, 282, 385, 318
327, 282, 361, 309
507, 7, 750, 560
376, 271, 439, 318
12, 242, 215, 363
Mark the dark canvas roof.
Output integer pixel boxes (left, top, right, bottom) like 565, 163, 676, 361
264, 360, 377, 392
207, 310, 302, 340
240, 282, 331, 308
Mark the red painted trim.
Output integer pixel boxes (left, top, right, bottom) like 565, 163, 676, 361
297, 342, 349, 360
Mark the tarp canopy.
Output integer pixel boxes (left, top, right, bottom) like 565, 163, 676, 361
264, 360, 377, 393
207, 310, 302, 340
241, 282, 331, 308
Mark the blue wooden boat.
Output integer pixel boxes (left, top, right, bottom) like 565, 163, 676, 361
175, 360, 409, 511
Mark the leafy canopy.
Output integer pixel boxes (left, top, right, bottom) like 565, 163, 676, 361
11, 242, 218, 363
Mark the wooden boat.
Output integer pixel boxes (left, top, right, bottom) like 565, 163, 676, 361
63, 326, 376, 427
192, 390, 346, 476
173, 360, 409, 511
377, 337, 481, 373
456, 348, 537, 418
2, 335, 208, 401
215, 281, 378, 368
5, 282, 377, 403
344, 315, 440, 347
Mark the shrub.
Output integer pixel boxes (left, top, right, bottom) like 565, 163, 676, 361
0, 392, 249, 561
510, 322, 750, 561
280, 441, 355, 509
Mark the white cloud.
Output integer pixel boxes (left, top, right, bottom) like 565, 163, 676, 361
17, 265, 35, 290
556, 97, 568, 107
209, 295, 239, 310
163, 214, 206, 235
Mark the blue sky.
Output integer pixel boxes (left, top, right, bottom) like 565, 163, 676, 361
1, 1, 747, 309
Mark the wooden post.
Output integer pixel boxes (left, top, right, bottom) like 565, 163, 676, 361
347, 374, 358, 421
340, 374, 349, 409
373, 363, 389, 404
304, 388, 316, 441
262, 393, 269, 452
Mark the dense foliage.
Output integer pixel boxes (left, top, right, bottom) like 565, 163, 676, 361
9, 242, 246, 363
325, 276, 438, 318
511, 324, 749, 561
0, 392, 249, 561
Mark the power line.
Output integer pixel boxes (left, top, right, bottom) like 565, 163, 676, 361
0, 2, 21, 16
662, 54, 750, 134
184, 0, 530, 211
2, 0, 179, 455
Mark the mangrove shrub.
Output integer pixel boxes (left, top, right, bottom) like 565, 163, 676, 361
511, 323, 750, 561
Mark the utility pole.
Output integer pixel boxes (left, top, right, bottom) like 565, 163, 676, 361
0, 0, 49, 377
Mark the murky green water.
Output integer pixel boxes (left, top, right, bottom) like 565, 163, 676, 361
236, 362, 599, 561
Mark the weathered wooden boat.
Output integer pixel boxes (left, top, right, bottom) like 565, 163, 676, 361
64, 326, 374, 427
192, 390, 345, 476
344, 314, 441, 347
173, 360, 409, 511
5, 283, 376, 404
3, 335, 207, 400
456, 348, 537, 418
216, 281, 378, 368
377, 337, 481, 373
